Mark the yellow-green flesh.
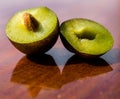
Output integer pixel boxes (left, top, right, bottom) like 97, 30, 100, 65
6, 7, 58, 43
60, 18, 114, 55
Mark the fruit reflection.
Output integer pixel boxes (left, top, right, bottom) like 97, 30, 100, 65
11, 54, 112, 97
62, 55, 113, 84
11, 54, 60, 97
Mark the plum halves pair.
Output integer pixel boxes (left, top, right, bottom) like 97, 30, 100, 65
6, 6, 114, 58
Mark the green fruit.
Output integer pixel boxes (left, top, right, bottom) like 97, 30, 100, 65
6, 6, 59, 55
60, 18, 114, 58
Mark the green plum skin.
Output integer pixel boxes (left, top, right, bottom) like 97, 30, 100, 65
60, 18, 114, 58
9, 24, 59, 55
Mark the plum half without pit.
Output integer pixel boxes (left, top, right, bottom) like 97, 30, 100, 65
6, 6, 59, 55
60, 18, 114, 58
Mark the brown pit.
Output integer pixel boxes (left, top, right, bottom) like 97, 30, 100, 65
23, 13, 39, 31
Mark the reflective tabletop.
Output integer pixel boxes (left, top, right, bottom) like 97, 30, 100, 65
0, 0, 120, 99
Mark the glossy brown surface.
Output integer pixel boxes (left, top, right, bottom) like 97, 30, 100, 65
0, 0, 120, 99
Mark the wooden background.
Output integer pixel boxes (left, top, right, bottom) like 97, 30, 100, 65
0, 0, 120, 99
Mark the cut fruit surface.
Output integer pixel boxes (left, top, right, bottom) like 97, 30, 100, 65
6, 7, 58, 43
60, 18, 114, 57
6, 6, 59, 55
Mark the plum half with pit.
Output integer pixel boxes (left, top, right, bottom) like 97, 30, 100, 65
6, 6, 59, 55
